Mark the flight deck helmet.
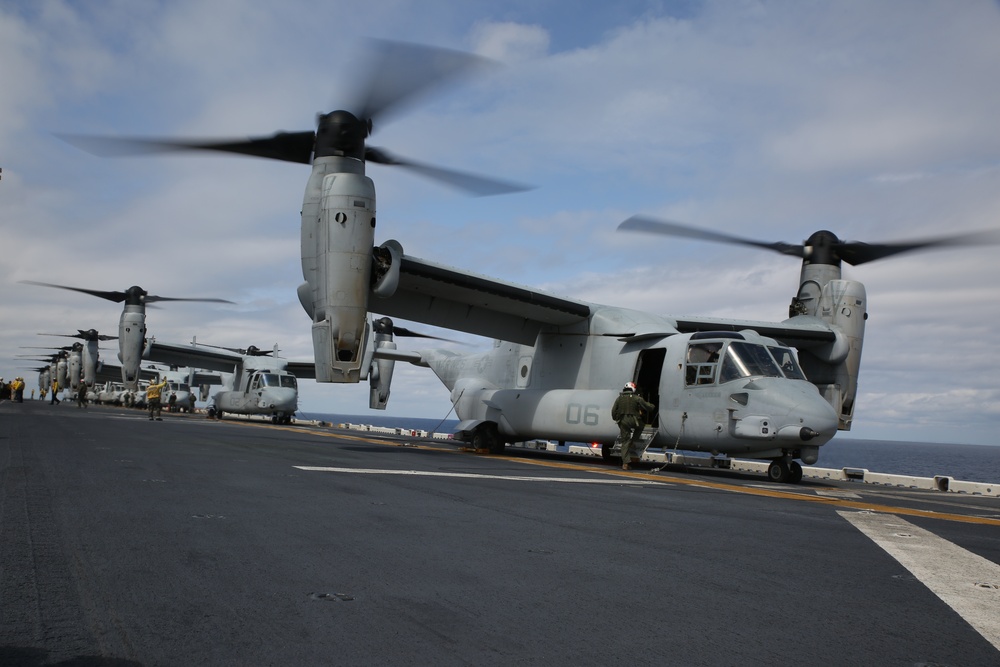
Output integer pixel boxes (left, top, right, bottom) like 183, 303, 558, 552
622, 382, 636, 393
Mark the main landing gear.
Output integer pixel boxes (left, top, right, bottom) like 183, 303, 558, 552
767, 458, 803, 484
471, 423, 506, 455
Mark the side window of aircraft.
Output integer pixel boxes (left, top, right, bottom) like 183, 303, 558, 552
767, 346, 807, 380
685, 342, 722, 386
249, 374, 261, 392
280, 375, 297, 389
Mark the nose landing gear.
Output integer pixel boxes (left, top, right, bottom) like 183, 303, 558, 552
767, 458, 803, 484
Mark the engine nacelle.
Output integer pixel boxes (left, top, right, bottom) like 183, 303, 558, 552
368, 318, 398, 409
797, 279, 867, 430
301, 158, 376, 383
118, 306, 146, 390
83, 339, 100, 387
67, 351, 82, 389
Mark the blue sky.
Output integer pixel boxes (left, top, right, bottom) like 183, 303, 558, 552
2, 0, 999, 447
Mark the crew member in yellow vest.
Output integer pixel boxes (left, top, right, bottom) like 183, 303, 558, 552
146, 379, 168, 421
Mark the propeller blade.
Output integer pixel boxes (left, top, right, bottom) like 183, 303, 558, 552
20, 280, 126, 303
618, 216, 805, 258
835, 230, 1000, 265
618, 215, 1000, 267
348, 39, 493, 126
366, 147, 531, 197
58, 39, 526, 198
22, 280, 233, 306
145, 295, 234, 305
195, 342, 274, 356
57, 131, 316, 165
374, 317, 467, 344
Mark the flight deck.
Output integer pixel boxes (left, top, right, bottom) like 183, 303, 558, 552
2, 400, 998, 666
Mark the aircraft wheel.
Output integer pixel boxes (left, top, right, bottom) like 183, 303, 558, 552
473, 424, 505, 455
789, 461, 803, 484
601, 443, 612, 463
767, 459, 791, 483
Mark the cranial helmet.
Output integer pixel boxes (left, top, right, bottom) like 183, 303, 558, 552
623, 382, 636, 392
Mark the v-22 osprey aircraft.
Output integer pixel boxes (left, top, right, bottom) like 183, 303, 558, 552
141, 340, 311, 424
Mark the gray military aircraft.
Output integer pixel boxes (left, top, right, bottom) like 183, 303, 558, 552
20, 281, 232, 390
359, 217, 999, 482
141, 340, 307, 424
147, 364, 225, 412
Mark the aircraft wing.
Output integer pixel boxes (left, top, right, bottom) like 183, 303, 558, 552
190, 371, 225, 386
669, 315, 838, 348
143, 340, 242, 374
284, 361, 317, 380
370, 254, 593, 345
94, 362, 160, 384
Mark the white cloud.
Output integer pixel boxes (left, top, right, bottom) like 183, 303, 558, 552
470, 22, 550, 62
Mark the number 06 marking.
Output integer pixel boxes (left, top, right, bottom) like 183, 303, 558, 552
566, 403, 600, 426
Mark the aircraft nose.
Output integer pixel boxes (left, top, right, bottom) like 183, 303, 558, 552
262, 387, 298, 411
793, 391, 839, 443
740, 379, 839, 445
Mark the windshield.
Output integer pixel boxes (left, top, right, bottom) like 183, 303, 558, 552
719, 342, 783, 383
260, 373, 297, 389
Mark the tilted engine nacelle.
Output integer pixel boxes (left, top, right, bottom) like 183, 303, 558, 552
368, 317, 398, 410
67, 348, 82, 389
118, 307, 146, 390
794, 279, 867, 430
82, 339, 100, 387
301, 157, 376, 383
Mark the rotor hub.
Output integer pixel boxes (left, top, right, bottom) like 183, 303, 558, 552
315, 110, 369, 160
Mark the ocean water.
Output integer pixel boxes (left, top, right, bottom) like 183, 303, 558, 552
301, 412, 1000, 484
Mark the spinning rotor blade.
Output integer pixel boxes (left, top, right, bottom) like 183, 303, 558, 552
619, 215, 1000, 266
618, 216, 804, 258
365, 147, 530, 197
346, 39, 492, 126
38, 329, 118, 342
374, 317, 467, 344
59, 40, 528, 196
20, 280, 128, 303
58, 131, 317, 165
144, 295, 234, 305
20, 280, 232, 306
832, 230, 1000, 266
196, 342, 276, 356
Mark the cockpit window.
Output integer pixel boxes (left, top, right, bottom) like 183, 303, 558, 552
260, 373, 297, 389
767, 346, 807, 380
685, 342, 722, 386
718, 342, 783, 383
